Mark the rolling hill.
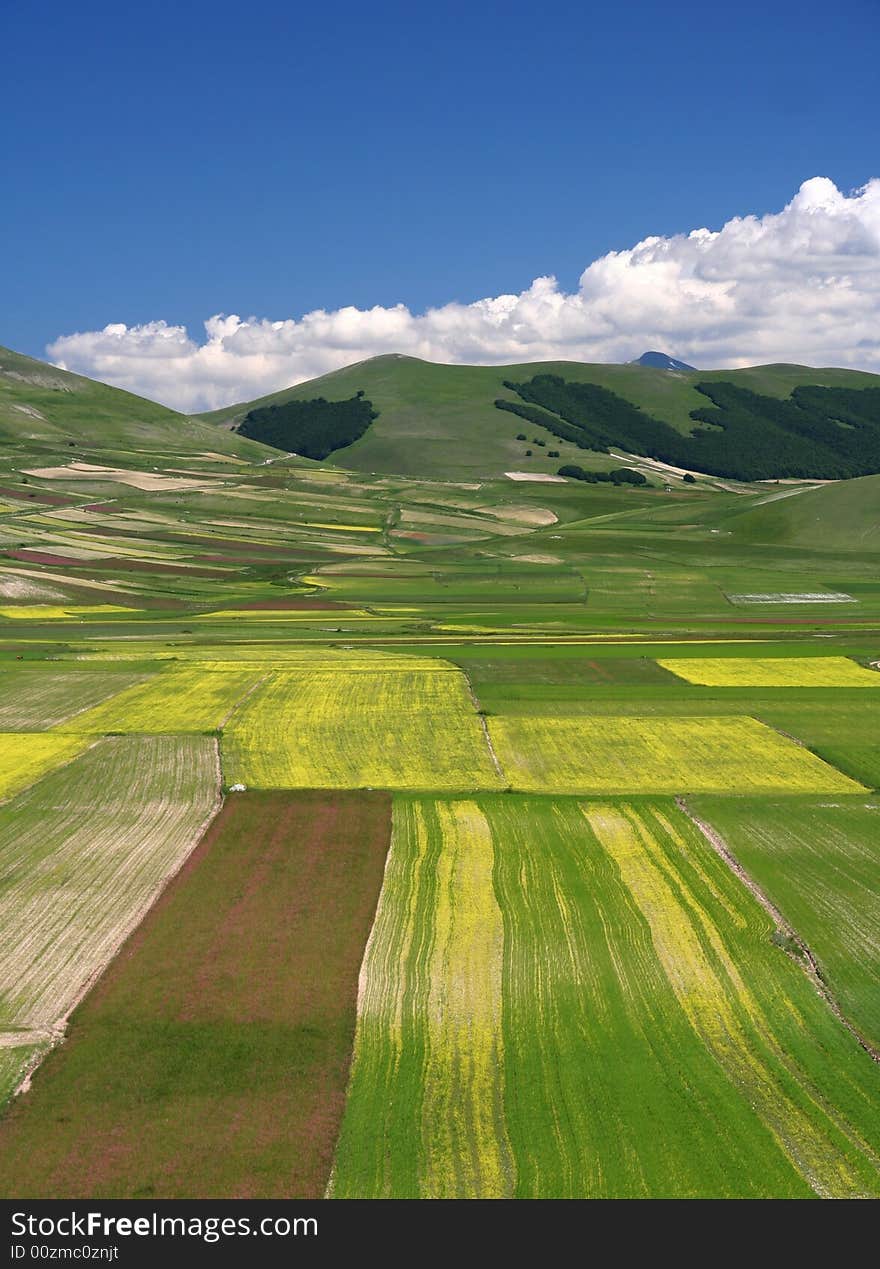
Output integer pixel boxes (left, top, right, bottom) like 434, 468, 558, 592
722, 472, 880, 551
197, 353, 880, 481
0, 345, 267, 459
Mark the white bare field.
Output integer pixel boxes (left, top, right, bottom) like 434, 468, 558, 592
0, 735, 219, 1038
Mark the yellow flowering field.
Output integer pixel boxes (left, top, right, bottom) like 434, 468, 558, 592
658, 656, 880, 687
0, 605, 140, 620
331, 798, 511, 1197
55, 667, 264, 734
0, 734, 91, 800
223, 669, 502, 791
487, 715, 865, 794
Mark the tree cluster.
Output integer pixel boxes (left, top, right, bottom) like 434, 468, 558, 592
497, 375, 880, 481
237, 393, 378, 460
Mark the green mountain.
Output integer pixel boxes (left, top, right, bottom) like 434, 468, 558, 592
197, 353, 880, 481
0, 345, 267, 459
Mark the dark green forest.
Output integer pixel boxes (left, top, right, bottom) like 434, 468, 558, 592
498, 376, 880, 480
558, 464, 648, 485
237, 392, 378, 459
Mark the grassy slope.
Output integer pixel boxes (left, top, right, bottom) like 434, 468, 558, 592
0, 345, 267, 458
721, 474, 880, 551
197, 353, 880, 479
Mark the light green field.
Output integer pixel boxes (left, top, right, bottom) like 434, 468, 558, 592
0, 735, 218, 1034
487, 715, 865, 795
331, 796, 880, 1197
224, 669, 503, 791
692, 796, 880, 1053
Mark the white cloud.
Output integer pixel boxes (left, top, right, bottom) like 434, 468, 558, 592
48, 176, 880, 413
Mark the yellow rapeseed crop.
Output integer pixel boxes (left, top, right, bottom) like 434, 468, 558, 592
330, 798, 512, 1198
487, 715, 865, 794
224, 670, 503, 791
0, 606, 139, 620
658, 656, 880, 688
0, 734, 90, 800
55, 667, 264, 733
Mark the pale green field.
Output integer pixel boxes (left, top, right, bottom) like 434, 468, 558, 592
0, 669, 151, 730
693, 795, 880, 1052
0, 735, 218, 1033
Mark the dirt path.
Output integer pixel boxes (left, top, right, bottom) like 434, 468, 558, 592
677, 797, 880, 1065
462, 670, 505, 782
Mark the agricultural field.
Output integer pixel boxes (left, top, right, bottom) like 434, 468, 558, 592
0, 791, 390, 1199
486, 715, 864, 795
0, 345, 878, 1200
224, 667, 503, 791
331, 796, 880, 1197
0, 736, 218, 1037
659, 656, 880, 688
56, 666, 266, 733
0, 734, 91, 801
0, 668, 151, 729
691, 796, 880, 1053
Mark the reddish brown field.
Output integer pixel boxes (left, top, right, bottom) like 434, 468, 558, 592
7, 550, 84, 566
0, 486, 75, 506
0, 790, 391, 1199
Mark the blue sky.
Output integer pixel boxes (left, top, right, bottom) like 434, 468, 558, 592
3, 0, 879, 406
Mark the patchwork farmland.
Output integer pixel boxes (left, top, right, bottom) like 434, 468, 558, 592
0, 350, 878, 1199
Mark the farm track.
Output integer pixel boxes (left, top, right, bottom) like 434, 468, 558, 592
678, 797, 880, 1065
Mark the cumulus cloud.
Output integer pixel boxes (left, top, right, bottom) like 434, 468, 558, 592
48, 176, 880, 413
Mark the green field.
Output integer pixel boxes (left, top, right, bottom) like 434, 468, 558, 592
0, 736, 218, 1034
692, 796, 880, 1053
331, 796, 880, 1197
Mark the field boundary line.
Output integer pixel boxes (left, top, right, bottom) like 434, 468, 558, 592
461, 668, 505, 783
47, 671, 155, 729
677, 796, 880, 1065
325, 798, 397, 1199
0, 736, 102, 809
11, 737, 226, 1101
217, 669, 273, 731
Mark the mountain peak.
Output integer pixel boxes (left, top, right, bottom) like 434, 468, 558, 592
630, 351, 696, 371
